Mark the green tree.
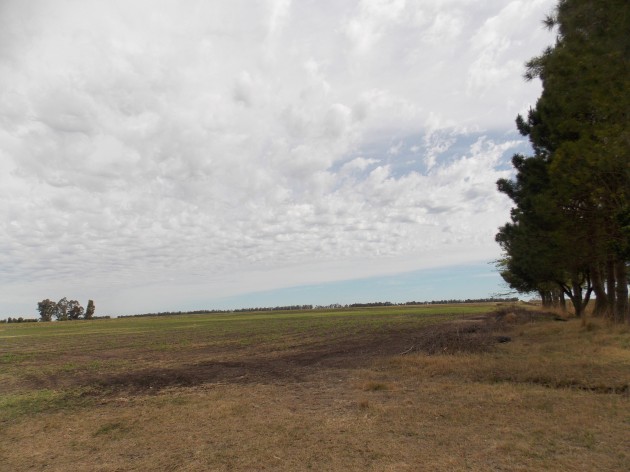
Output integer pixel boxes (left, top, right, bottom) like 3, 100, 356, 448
496, 152, 594, 316
56, 297, 69, 321
85, 300, 95, 320
37, 299, 56, 322
539, 0, 629, 321
68, 300, 84, 320
497, 0, 629, 321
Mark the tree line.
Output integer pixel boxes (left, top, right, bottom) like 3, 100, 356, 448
119, 305, 316, 318
496, 0, 629, 322
115, 299, 519, 319
37, 298, 95, 321
4, 317, 38, 323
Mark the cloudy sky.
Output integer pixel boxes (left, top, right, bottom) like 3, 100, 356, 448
0, 0, 556, 316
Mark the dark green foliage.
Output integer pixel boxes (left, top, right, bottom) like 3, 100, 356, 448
36, 298, 94, 321
5, 317, 38, 323
55, 297, 69, 321
68, 300, 84, 320
85, 300, 95, 320
497, 0, 629, 321
37, 299, 56, 322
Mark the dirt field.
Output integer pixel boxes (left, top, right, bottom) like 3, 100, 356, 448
1, 305, 628, 471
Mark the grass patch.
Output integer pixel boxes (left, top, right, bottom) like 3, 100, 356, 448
93, 421, 132, 439
0, 388, 97, 422
0, 390, 62, 421
0, 304, 493, 395
1, 304, 628, 471
0, 353, 34, 364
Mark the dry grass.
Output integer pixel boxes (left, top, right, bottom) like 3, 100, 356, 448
1, 306, 628, 471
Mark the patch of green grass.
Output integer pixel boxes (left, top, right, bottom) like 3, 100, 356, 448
60, 362, 78, 372
2, 304, 496, 358
0, 353, 34, 364
1, 389, 87, 422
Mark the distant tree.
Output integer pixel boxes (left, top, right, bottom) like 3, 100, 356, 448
85, 300, 95, 320
68, 300, 84, 320
56, 297, 69, 321
37, 299, 57, 322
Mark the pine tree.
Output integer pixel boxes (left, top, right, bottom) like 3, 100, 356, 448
497, 0, 629, 321
85, 300, 95, 320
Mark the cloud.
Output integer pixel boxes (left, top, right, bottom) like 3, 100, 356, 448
346, 0, 407, 52
267, 0, 292, 36
0, 0, 556, 315
341, 157, 379, 173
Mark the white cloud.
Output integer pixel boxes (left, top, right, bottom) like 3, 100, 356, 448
467, 0, 554, 97
267, 0, 292, 36
346, 0, 407, 52
0, 0, 555, 315
421, 11, 465, 45
340, 157, 379, 175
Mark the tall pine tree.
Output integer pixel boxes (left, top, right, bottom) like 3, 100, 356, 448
497, 0, 629, 321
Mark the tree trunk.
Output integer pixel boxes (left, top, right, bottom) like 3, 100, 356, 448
539, 290, 553, 307
559, 290, 566, 312
614, 260, 628, 323
591, 265, 607, 316
571, 279, 584, 318
560, 275, 593, 319
606, 257, 616, 318
560, 283, 581, 318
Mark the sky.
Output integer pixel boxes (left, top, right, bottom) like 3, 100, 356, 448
0, 0, 556, 317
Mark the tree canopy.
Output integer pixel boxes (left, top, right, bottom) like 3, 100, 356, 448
496, 0, 629, 321
36, 298, 94, 322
